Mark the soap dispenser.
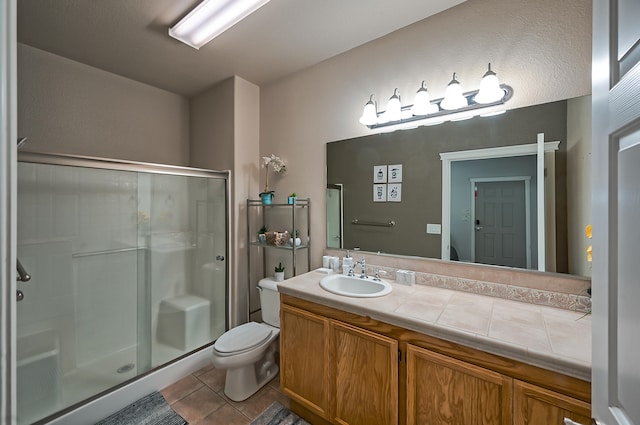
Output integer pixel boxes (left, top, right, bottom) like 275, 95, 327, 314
342, 250, 353, 275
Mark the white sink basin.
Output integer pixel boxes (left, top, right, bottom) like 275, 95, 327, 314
319, 274, 392, 298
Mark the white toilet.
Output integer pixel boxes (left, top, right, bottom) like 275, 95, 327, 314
211, 277, 280, 401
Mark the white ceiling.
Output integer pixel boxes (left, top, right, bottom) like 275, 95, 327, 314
17, 0, 465, 97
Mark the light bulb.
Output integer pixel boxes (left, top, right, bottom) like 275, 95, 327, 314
385, 89, 402, 121
359, 95, 378, 126
411, 81, 439, 116
474, 63, 504, 104
440, 73, 468, 110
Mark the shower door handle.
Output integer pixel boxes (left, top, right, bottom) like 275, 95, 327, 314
17, 258, 31, 282
16, 290, 24, 302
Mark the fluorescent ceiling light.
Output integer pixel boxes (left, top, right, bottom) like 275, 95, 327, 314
169, 0, 271, 49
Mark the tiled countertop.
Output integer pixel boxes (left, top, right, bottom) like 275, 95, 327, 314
277, 269, 591, 382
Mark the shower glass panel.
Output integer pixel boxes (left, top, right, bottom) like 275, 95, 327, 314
15, 154, 228, 425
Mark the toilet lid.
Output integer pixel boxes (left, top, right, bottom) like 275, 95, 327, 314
214, 322, 273, 354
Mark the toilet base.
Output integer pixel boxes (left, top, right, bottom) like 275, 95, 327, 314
223, 342, 279, 401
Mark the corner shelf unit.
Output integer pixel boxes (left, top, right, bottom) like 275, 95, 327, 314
247, 198, 311, 283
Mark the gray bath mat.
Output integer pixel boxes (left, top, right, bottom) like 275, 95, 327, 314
250, 401, 310, 425
95, 391, 186, 425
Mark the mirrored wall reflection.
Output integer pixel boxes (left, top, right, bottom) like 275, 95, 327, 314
15, 156, 228, 425
326, 96, 592, 277
450, 155, 539, 269
326, 184, 343, 249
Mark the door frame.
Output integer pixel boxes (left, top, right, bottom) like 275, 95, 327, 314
1, 0, 18, 423
440, 139, 559, 270
470, 177, 532, 269
326, 183, 344, 249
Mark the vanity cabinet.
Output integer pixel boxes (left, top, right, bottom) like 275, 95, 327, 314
514, 380, 591, 425
331, 321, 398, 425
280, 304, 398, 425
280, 295, 591, 425
406, 344, 512, 425
280, 304, 330, 419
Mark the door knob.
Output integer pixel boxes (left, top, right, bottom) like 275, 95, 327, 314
16, 290, 24, 302
475, 226, 483, 231
216, 255, 225, 261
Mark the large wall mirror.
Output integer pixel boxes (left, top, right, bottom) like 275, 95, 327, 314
326, 96, 591, 277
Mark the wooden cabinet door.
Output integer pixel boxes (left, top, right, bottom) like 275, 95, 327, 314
406, 344, 512, 425
330, 321, 399, 425
514, 380, 591, 425
280, 304, 330, 419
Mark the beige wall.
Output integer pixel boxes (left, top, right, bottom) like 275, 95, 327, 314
567, 95, 592, 277
233, 77, 261, 322
190, 78, 235, 170
18, 44, 189, 165
260, 0, 592, 268
190, 76, 260, 325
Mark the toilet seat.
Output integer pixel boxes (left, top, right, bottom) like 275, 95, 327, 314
214, 322, 273, 355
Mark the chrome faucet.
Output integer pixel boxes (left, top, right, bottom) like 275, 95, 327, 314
358, 257, 367, 279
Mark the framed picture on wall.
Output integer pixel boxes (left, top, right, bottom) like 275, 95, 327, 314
373, 165, 387, 183
388, 164, 402, 182
387, 183, 402, 202
373, 184, 387, 202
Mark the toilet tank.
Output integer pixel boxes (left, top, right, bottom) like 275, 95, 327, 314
258, 278, 280, 327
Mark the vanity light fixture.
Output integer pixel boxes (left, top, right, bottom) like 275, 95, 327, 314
474, 63, 504, 104
384, 89, 402, 122
359, 63, 513, 130
410, 81, 439, 116
440, 73, 468, 110
359, 95, 378, 126
169, 0, 271, 49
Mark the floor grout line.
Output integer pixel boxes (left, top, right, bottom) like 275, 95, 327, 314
162, 363, 287, 425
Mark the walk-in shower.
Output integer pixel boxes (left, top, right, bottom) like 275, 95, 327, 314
15, 152, 229, 424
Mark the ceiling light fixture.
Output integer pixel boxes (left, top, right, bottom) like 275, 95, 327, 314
169, 0, 271, 50
359, 63, 512, 129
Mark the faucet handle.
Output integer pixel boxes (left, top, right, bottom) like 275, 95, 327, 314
372, 268, 388, 281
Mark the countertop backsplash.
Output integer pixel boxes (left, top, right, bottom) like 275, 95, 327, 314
324, 248, 592, 313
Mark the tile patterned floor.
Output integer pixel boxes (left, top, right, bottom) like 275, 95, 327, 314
161, 364, 290, 425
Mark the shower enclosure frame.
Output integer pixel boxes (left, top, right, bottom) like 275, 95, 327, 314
16, 151, 233, 425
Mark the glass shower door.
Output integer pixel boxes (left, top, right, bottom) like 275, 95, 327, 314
142, 172, 228, 369
16, 162, 141, 424
15, 156, 228, 425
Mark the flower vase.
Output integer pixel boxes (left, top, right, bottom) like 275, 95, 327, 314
260, 192, 273, 205
289, 237, 301, 247
274, 271, 284, 282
